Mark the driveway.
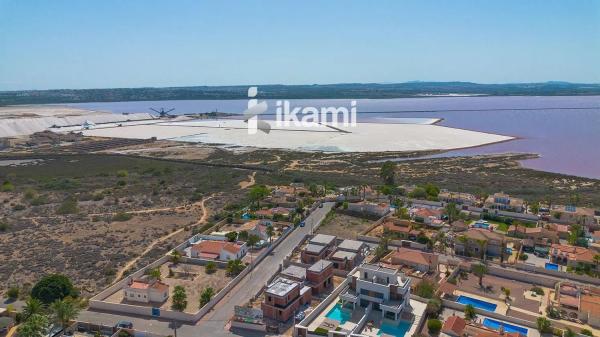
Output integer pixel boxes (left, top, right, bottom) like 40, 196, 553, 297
79, 202, 335, 337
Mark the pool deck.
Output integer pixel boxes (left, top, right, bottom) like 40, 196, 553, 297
359, 299, 426, 337
454, 290, 509, 315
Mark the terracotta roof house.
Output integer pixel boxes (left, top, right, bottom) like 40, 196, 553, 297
388, 247, 439, 273
190, 240, 247, 261
383, 220, 421, 240
507, 225, 558, 247
550, 244, 596, 268
411, 207, 444, 225
454, 228, 506, 258
442, 315, 466, 337
123, 276, 169, 303
547, 223, 570, 239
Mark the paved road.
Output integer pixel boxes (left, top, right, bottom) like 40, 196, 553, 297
79, 202, 335, 337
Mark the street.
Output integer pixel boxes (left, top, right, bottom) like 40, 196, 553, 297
79, 202, 335, 337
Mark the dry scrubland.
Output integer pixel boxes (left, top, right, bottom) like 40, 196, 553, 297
1, 138, 600, 297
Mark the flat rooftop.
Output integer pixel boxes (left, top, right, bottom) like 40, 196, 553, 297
332, 250, 357, 260
308, 260, 333, 273
337, 239, 364, 252
281, 265, 307, 280
265, 277, 299, 297
310, 234, 336, 246
305, 243, 327, 254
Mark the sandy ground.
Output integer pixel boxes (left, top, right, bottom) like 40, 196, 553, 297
67, 119, 514, 152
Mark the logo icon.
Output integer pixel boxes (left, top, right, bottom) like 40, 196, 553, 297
244, 87, 270, 134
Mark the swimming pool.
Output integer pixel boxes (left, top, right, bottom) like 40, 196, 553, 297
545, 262, 559, 271
457, 295, 498, 311
326, 304, 351, 324
483, 318, 528, 335
377, 321, 412, 337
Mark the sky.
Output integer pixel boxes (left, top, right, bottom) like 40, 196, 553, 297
0, 0, 599, 90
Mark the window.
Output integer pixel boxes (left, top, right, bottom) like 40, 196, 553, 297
364, 272, 368, 279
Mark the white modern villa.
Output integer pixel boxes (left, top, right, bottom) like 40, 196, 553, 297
340, 263, 411, 321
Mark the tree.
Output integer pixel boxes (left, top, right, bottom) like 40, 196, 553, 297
530, 202, 540, 214
23, 297, 45, 319
415, 280, 437, 298
375, 236, 390, 259
249, 185, 269, 208
225, 231, 238, 242
56, 196, 78, 215
408, 187, 427, 199
266, 225, 275, 243
445, 203, 459, 224
472, 264, 488, 287
31, 274, 77, 304
171, 286, 188, 311
501, 287, 511, 304
425, 298, 442, 317
17, 314, 49, 337
423, 183, 440, 199
247, 234, 260, 249
427, 319, 442, 333
464, 304, 476, 321
170, 250, 182, 264
226, 259, 245, 276
536, 317, 551, 333
379, 161, 396, 185
49, 299, 80, 329
205, 261, 217, 274
147, 267, 162, 281
238, 230, 249, 241
199, 287, 215, 307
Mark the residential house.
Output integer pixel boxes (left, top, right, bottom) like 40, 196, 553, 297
549, 205, 600, 229
301, 244, 329, 264
280, 265, 306, 282
442, 315, 466, 337
301, 234, 336, 264
438, 190, 477, 206
123, 276, 169, 303
347, 201, 390, 218
454, 228, 506, 257
550, 244, 596, 269
255, 207, 291, 219
383, 220, 421, 240
261, 277, 311, 322
450, 220, 469, 232
330, 250, 357, 271
580, 292, 600, 328
484, 192, 525, 213
547, 223, 570, 240
340, 263, 411, 321
592, 230, 600, 243
387, 247, 439, 273
337, 239, 367, 255
411, 207, 444, 226
507, 225, 558, 248
306, 260, 334, 295
190, 240, 247, 261
248, 219, 274, 241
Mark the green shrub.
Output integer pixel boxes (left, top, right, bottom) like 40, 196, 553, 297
0, 222, 9, 232
531, 286, 544, 295
1, 181, 14, 192
519, 253, 528, 261
116, 170, 129, 178
580, 329, 593, 336
314, 327, 329, 336
427, 319, 442, 333
112, 212, 133, 222
57, 196, 78, 214
31, 274, 78, 304
6, 287, 19, 299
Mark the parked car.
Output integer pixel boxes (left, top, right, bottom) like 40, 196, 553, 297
299, 221, 306, 227
115, 321, 133, 329
295, 311, 306, 321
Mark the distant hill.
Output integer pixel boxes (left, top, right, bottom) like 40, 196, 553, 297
1, 81, 600, 105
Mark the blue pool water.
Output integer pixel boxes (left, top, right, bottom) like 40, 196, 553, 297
483, 318, 528, 335
473, 222, 490, 229
545, 263, 559, 271
377, 321, 412, 337
457, 295, 498, 311
326, 304, 351, 324
505, 247, 513, 254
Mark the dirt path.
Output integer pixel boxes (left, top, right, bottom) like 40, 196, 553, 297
113, 196, 212, 281
238, 171, 256, 189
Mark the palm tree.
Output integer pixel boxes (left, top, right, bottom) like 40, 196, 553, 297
17, 314, 49, 337
148, 267, 162, 281
199, 287, 215, 307
501, 287, 511, 304
50, 299, 80, 330
226, 259, 245, 276
170, 250, 182, 264
472, 263, 488, 288
464, 304, 476, 321
23, 297, 44, 319
476, 239, 487, 260
266, 225, 275, 243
